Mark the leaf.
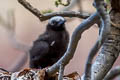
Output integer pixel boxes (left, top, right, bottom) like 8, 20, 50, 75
105, 0, 110, 3
41, 9, 53, 14
54, 0, 71, 7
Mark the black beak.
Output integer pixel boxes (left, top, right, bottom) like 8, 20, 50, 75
57, 20, 66, 26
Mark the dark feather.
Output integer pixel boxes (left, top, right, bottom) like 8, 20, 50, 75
29, 16, 69, 69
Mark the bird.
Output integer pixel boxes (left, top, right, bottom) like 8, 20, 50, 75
29, 16, 69, 69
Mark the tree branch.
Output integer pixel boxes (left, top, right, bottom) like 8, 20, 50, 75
0, 68, 82, 80
46, 12, 100, 77
18, 0, 91, 21
84, 38, 101, 80
83, 0, 111, 79
104, 66, 120, 80
41, 11, 91, 21
58, 63, 64, 80
0, 69, 46, 80
90, 0, 120, 79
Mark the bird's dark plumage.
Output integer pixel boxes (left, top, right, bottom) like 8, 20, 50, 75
29, 16, 69, 69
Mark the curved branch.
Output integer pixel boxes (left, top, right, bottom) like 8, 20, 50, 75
84, 38, 101, 80
86, 1, 120, 79
104, 66, 120, 80
84, 0, 111, 80
46, 12, 100, 77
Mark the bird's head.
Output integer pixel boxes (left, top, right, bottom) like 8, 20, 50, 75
47, 16, 66, 31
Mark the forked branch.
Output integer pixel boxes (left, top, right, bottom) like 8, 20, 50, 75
18, 0, 91, 21
46, 12, 100, 77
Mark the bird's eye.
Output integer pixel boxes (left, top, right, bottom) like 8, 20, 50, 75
53, 21, 56, 24
52, 21, 57, 25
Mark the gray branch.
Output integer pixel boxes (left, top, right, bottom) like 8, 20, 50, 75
104, 66, 120, 80
58, 63, 64, 80
46, 12, 100, 77
90, 0, 120, 79
84, 38, 101, 80
84, 0, 111, 79
91, 24, 120, 80
41, 11, 90, 21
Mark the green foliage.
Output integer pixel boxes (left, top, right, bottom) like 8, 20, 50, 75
55, 0, 60, 7
105, 0, 110, 3
41, 9, 53, 14
105, 0, 111, 13
55, 0, 70, 7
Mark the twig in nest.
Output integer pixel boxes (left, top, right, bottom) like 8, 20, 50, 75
0, 68, 9, 73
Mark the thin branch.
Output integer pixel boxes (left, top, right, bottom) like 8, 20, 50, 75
104, 66, 120, 80
18, 0, 43, 20
84, 38, 101, 80
46, 12, 100, 77
58, 63, 64, 80
0, 69, 46, 80
0, 68, 81, 80
41, 11, 91, 21
18, 0, 91, 21
93, 0, 111, 44
0, 68, 9, 73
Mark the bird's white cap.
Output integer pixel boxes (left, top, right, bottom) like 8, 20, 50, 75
48, 16, 65, 24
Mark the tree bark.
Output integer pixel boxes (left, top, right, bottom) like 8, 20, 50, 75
91, 0, 120, 79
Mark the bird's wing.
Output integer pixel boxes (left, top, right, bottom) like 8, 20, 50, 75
30, 41, 49, 61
